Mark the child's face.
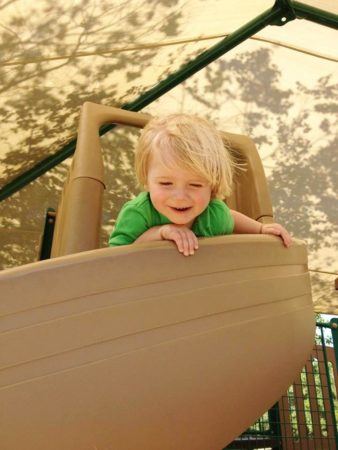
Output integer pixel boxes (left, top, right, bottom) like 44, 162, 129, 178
146, 151, 212, 228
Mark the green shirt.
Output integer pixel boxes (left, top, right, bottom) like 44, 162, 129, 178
109, 192, 234, 246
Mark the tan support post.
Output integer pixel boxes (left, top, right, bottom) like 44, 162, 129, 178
224, 132, 274, 223
51, 103, 151, 257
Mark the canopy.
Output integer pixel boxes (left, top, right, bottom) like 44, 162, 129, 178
0, 0, 337, 314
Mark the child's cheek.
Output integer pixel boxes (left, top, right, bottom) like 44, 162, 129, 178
149, 188, 168, 211
196, 190, 211, 206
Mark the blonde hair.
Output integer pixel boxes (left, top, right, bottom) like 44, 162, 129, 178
135, 114, 235, 198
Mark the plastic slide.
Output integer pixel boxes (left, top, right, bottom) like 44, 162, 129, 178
0, 104, 315, 450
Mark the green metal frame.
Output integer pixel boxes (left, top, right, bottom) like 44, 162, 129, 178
0, 0, 337, 202
319, 324, 338, 449
293, 1, 338, 28
331, 318, 338, 371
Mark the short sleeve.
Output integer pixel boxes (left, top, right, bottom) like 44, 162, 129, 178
108, 204, 149, 246
219, 202, 234, 234
193, 200, 234, 237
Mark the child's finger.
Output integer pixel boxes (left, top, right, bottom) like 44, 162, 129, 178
186, 230, 199, 255
170, 228, 198, 256
186, 232, 196, 255
194, 234, 199, 250
280, 229, 292, 247
173, 232, 185, 254
265, 225, 292, 248
273, 225, 291, 247
180, 231, 190, 256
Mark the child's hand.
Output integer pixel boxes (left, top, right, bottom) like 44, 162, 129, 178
261, 223, 292, 248
160, 224, 198, 256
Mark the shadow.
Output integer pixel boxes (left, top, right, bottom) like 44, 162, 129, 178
0, 0, 186, 187
1, 43, 337, 315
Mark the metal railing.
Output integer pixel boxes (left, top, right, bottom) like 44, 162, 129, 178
226, 321, 338, 450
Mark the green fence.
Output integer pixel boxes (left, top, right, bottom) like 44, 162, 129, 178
225, 321, 338, 450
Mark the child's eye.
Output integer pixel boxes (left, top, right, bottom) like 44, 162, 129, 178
159, 181, 172, 186
190, 183, 203, 188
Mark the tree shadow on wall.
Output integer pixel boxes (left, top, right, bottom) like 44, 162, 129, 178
182, 48, 337, 310
0, 45, 337, 288
0, 0, 188, 268
183, 48, 337, 262
0, 0, 186, 187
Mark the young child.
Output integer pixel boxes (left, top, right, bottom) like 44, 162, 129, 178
109, 114, 291, 256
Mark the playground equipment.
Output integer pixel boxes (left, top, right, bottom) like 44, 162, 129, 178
226, 321, 338, 449
0, 104, 315, 450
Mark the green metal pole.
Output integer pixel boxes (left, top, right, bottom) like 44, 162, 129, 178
0, 4, 288, 202
319, 326, 338, 448
293, 1, 338, 30
316, 322, 335, 329
330, 318, 338, 371
39, 208, 56, 260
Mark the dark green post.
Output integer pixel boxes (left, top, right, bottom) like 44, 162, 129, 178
39, 208, 56, 260
268, 403, 282, 449
331, 318, 338, 371
320, 325, 338, 449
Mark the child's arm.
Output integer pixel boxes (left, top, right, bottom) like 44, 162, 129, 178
135, 224, 198, 257
109, 199, 197, 255
230, 210, 292, 247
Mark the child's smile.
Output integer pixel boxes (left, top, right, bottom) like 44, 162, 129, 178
146, 151, 212, 228
171, 206, 191, 211
168, 205, 194, 220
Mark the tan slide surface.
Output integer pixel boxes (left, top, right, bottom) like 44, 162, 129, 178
0, 235, 315, 450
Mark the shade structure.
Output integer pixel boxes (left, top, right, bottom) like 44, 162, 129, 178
0, 4, 332, 444
1, 0, 337, 187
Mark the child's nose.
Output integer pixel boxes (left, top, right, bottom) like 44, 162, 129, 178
173, 188, 188, 199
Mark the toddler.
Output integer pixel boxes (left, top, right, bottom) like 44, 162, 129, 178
109, 114, 291, 256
